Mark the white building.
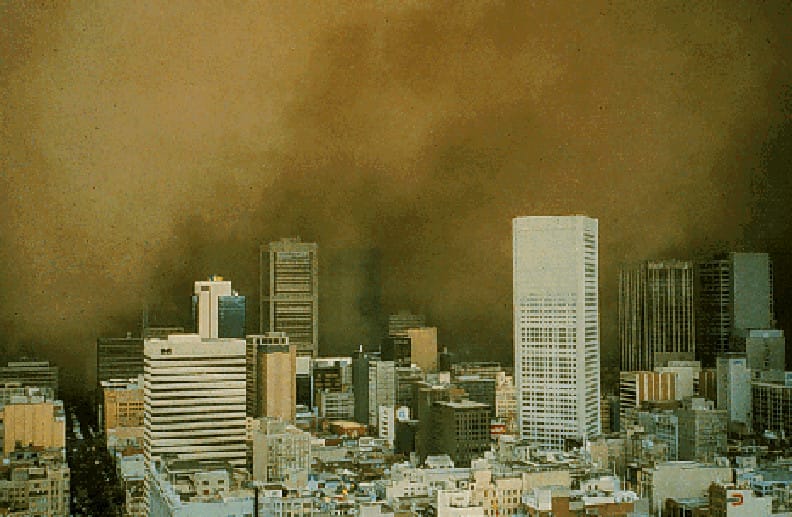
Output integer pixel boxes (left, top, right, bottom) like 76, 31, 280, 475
368, 360, 396, 427
513, 216, 601, 448
193, 277, 234, 339
251, 417, 311, 488
717, 354, 752, 434
143, 335, 247, 507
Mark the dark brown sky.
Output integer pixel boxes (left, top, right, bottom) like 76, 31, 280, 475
2, 2, 791, 388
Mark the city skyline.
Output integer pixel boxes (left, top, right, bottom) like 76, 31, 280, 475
2, 3, 792, 399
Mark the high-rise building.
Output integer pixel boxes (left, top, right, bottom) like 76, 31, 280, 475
246, 333, 296, 423
192, 276, 246, 339
260, 238, 319, 357
696, 252, 774, 366
716, 354, 752, 434
143, 334, 247, 506
352, 350, 371, 425
513, 215, 601, 448
619, 260, 695, 372
0, 360, 59, 397
388, 310, 426, 337
368, 360, 396, 427
407, 327, 439, 372
96, 334, 144, 384
752, 371, 792, 440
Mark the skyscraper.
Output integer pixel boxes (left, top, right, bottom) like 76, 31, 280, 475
696, 252, 774, 367
143, 334, 247, 506
192, 276, 246, 339
260, 238, 319, 357
513, 215, 600, 448
619, 260, 695, 371
246, 332, 296, 422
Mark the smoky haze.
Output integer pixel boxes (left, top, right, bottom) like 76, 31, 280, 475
2, 2, 791, 392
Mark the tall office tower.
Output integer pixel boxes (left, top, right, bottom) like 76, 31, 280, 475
260, 238, 319, 357
0, 360, 59, 397
96, 333, 143, 426
513, 215, 601, 448
619, 260, 695, 372
388, 310, 426, 337
696, 252, 774, 367
97, 333, 144, 383
192, 275, 246, 339
352, 349, 370, 425
407, 327, 439, 372
716, 354, 752, 434
143, 334, 247, 507
245, 333, 296, 422
368, 360, 396, 427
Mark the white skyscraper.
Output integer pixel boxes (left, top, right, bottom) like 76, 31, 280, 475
513, 215, 601, 448
193, 276, 232, 339
143, 334, 247, 506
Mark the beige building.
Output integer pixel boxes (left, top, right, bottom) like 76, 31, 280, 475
406, 327, 438, 372
102, 378, 143, 436
251, 417, 311, 488
2, 398, 66, 457
247, 333, 297, 422
641, 461, 732, 514
0, 451, 70, 516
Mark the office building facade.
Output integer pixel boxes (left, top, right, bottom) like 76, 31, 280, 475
260, 238, 319, 357
619, 260, 695, 372
143, 334, 247, 506
192, 276, 246, 339
513, 215, 601, 447
0, 361, 59, 397
246, 333, 296, 423
696, 252, 774, 366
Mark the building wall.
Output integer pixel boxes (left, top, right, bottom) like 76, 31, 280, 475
193, 278, 233, 339
246, 334, 296, 422
251, 418, 311, 487
619, 261, 695, 372
649, 463, 732, 515
260, 238, 319, 357
430, 401, 490, 467
104, 385, 144, 435
143, 334, 247, 504
2, 402, 65, 457
752, 381, 792, 438
513, 216, 600, 448
716, 356, 752, 431
407, 327, 438, 372
0, 463, 70, 516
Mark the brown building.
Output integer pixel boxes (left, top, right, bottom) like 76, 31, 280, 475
407, 327, 438, 372
620, 371, 677, 428
1, 398, 66, 457
247, 333, 297, 422
102, 378, 144, 435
